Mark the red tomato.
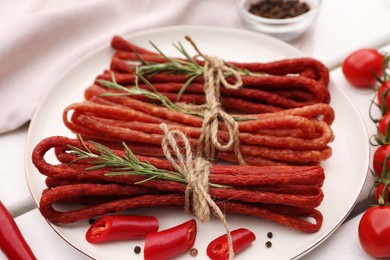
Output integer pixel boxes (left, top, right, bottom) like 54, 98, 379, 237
342, 49, 383, 88
373, 144, 390, 178
358, 206, 390, 258
378, 81, 390, 113
378, 112, 390, 137
375, 183, 390, 204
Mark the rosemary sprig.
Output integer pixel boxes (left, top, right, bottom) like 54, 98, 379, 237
139, 42, 202, 75
67, 138, 228, 188
97, 78, 204, 118
97, 77, 254, 122
142, 41, 204, 100
136, 40, 265, 100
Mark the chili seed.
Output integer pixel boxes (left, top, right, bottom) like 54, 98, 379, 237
134, 246, 141, 254
267, 232, 273, 239
190, 248, 198, 257
265, 241, 272, 248
88, 219, 95, 225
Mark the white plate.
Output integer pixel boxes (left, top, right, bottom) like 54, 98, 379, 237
25, 25, 369, 260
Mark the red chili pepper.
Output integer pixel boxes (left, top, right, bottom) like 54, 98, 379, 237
144, 219, 197, 260
0, 201, 36, 260
85, 215, 159, 243
207, 228, 256, 260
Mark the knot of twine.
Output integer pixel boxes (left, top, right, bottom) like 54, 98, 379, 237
160, 123, 234, 259
185, 36, 245, 165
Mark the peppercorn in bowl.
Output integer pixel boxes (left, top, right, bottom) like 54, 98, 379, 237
237, 0, 322, 41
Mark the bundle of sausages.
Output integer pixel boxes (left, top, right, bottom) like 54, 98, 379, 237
33, 35, 334, 232
62, 35, 334, 166
33, 135, 324, 232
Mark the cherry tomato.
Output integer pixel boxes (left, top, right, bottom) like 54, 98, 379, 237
342, 48, 383, 88
373, 144, 390, 178
375, 183, 390, 204
358, 206, 390, 258
378, 81, 390, 113
378, 112, 390, 137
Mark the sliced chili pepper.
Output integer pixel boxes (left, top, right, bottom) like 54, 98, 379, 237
0, 201, 36, 260
206, 228, 256, 260
144, 219, 197, 260
85, 215, 159, 243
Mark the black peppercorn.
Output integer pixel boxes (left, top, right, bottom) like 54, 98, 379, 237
134, 246, 141, 254
249, 0, 310, 19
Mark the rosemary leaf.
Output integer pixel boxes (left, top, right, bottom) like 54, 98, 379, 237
176, 74, 199, 101
133, 175, 159, 185
174, 41, 199, 65
85, 164, 109, 171
148, 41, 172, 61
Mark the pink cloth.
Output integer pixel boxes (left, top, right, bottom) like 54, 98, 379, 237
0, 0, 244, 133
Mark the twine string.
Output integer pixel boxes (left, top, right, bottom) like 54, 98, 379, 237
185, 36, 245, 165
160, 123, 234, 259
158, 36, 248, 259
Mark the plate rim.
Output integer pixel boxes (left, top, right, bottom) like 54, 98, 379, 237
24, 24, 370, 260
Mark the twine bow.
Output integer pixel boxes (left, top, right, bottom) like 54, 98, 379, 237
160, 123, 234, 259
185, 36, 245, 165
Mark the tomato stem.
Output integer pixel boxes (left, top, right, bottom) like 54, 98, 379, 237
372, 154, 390, 206
382, 55, 390, 82
380, 154, 390, 180
380, 87, 390, 116
368, 95, 381, 125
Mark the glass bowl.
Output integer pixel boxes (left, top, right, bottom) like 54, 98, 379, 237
236, 0, 323, 42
